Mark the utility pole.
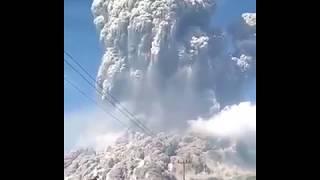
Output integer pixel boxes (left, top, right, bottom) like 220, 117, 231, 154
177, 159, 191, 180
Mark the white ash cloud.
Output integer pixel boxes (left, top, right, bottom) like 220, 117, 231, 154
188, 102, 256, 138
231, 54, 253, 72
64, 1, 256, 178
65, 132, 256, 180
188, 101, 256, 168
242, 13, 256, 27
91, 0, 256, 131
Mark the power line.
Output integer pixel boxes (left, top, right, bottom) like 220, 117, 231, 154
64, 50, 154, 135
64, 51, 153, 135
64, 76, 128, 128
64, 56, 153, 136
64, 52, 178, 168
64, 53, 179, 165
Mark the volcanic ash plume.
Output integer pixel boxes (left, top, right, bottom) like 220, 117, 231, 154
91, 0, 256, 130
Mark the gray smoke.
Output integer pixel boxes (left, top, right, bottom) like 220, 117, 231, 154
91, 0, 256, 131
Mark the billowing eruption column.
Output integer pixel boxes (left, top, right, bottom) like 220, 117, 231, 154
91, 0, 256, 130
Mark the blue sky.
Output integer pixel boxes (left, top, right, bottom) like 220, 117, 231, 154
64, 0, 103, 113
64, 0, 256, 151
212, 0, 256, 28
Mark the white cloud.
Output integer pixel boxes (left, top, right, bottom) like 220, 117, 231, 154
188, 102, 256, 138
